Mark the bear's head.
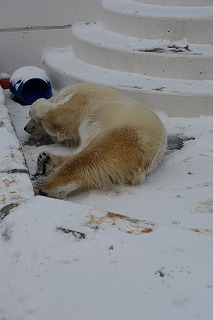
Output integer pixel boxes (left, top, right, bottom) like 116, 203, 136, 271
24, 98, 54, 136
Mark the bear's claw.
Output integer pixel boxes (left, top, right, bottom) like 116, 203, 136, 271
37, 152, 52, 175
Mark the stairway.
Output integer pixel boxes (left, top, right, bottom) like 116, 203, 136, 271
43, 0, 213, 116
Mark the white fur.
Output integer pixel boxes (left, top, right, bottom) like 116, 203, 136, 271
26, 83, 167, 199
50, 182, 79, 199
78, 115, 101, 150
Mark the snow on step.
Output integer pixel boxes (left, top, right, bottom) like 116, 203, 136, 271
136, 0, 213, 5
1, 195, 213, 319
43, 47, 213, 117
72, 21, 213, 80
102, 0, 213, 43
102, 0, 213, 19
0, 88, 34, 210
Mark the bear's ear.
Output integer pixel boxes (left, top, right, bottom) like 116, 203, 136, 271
29, 98, 53, 121
57, 131, 69, 142
29, 88, 76, 121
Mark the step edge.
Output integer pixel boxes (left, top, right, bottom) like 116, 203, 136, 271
102, 0, 213, 19
43, 47, 213, 97
72, 22, 213, 58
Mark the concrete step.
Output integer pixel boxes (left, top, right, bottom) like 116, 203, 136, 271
0, 88, 34, 210
72, 21, 213, 80
136, 0, 213, 6
102, 0, 213, 43
43, 47, 213, 117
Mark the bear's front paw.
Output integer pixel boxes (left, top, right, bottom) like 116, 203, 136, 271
37, 152, 54, 175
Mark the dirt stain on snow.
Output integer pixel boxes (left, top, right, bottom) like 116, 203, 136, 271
56, 227, 86, 239
3, 177, 17, 187
0, 202, 20, 221
88, 211, 154, 235
195, 200, 213, 214
0, 195, 7, 205
190, 228, 212, 235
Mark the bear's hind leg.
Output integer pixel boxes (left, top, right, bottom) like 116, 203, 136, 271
38, 127, 146, 199
38, 167, 81, 199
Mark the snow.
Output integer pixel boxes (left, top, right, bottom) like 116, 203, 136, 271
0, 90, 213, 319
0, 73, 10, 80
0, 87, 6, 104
10, 66, 50, 90
0, 88, 34, 208
102, 0, 213, 18
1, 196, 213, 320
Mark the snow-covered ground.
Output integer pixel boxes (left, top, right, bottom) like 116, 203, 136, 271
0, 89, 213, 320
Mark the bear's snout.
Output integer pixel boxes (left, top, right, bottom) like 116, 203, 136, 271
24, 119, 36, 134
39, 189, 48, 197
24, 119, 47, 136
24, 123, 35, 133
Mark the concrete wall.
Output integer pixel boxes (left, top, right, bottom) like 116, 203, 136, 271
0, 0, 101, 74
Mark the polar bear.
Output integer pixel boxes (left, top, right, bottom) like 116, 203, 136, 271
24, 83, 167, 199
